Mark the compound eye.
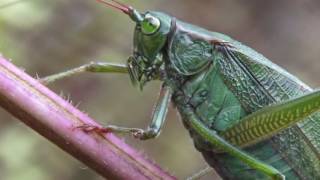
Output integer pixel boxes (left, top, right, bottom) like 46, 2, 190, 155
141, 14, 160, 35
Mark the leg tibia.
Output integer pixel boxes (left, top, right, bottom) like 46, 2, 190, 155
40, 62, 127, 85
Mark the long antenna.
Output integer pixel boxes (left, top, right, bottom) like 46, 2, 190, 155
96, 0, 131, 14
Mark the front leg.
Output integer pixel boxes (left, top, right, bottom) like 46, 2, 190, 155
78, 85, 172, 140
40, 62, 128, 85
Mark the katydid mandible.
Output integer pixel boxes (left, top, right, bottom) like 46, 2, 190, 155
41, 1, 320, 179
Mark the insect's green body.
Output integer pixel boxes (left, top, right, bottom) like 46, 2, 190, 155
43, 3, 320, 179
132, 12, 320, 179
165, 19, 320, 179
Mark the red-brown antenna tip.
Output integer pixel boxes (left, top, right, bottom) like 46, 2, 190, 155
96, 0, 130, 14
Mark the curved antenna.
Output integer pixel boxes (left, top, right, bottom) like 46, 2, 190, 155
96, 0, 131, 14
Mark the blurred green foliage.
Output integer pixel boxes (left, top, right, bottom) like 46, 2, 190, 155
0, 0, 320, 180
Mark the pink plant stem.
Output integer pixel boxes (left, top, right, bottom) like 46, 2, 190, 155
0, 55, 176, 180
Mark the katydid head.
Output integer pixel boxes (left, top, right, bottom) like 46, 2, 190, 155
129, 12, 172, 89
97, 0, 172, 89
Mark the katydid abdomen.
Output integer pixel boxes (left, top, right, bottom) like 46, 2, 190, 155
171, 60, 320, 179
165, 20, 320, 179
169, 64, 287, 179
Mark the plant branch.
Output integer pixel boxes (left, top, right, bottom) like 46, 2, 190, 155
0, 55, 176, 180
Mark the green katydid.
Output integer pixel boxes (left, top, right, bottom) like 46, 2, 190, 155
41, 0, 320, 179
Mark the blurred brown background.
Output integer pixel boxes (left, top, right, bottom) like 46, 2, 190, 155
0, 0, 320, 179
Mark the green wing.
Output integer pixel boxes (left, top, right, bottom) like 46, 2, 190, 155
212, 40, 320, 151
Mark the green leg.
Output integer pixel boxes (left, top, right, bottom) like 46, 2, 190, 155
186, 166, 212, 180
40, 62, 128, 85
222, 89, 320, 147
42, 62, 171, 140
184, 108, 285, 180
79, 85, 172, 140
